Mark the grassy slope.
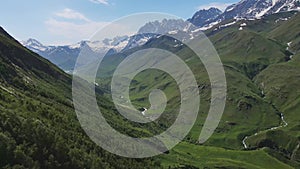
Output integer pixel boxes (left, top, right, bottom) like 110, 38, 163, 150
96, 33, 283, 148
89, 13, 300, 168
267, 12, 300, 53
131, 12, 300, 168
237, 12, 300, 166
160, 142, 293, 169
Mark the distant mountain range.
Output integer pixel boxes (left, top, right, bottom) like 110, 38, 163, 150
21, 39, 80, 72
222, 0, 300, 19
21, 19, 195, 72
21, 0, 300, 72
189, 0, 300, 29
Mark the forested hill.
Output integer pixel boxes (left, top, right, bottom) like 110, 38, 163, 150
0, 27, 159, 169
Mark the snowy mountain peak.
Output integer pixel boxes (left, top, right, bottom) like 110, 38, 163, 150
194, 0, 300, 30
222, 0, 300, 19
22, 38, 43, 46
138, 19, 192, 35
21, 38, 48, 52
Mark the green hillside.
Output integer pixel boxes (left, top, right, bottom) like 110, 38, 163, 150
0, 27, 159, 169
91, 11, 300, 168
167, 12, 300, 168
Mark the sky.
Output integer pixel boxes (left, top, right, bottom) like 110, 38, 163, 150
0, 0, 237, 45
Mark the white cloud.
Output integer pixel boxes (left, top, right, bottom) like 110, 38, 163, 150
89, 0, 109, 5
45, 8, 109, 45
55, 8, 90, 21
197, 2, 232, 11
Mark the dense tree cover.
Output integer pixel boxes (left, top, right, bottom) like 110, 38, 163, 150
0, 74, 160, 169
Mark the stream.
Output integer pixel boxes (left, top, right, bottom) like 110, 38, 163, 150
242, 113, 288, 149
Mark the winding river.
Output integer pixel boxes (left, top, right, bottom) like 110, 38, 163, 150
242, 113, 288, 149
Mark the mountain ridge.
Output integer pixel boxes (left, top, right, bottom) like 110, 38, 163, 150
190, 0, 300, 29
188, 7, 222, 27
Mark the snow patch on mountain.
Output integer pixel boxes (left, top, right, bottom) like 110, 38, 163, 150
240, 22, 247, 26
219, 21, 237, 28
199, 20, 222, 31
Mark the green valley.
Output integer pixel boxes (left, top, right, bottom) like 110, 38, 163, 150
1, 1, 300, 169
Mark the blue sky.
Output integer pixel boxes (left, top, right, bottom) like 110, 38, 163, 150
0, 0, 237, 45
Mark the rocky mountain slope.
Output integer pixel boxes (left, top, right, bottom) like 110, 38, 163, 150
188, 7, 222, 27
221, 0, 300, 19
191, 0, 300, 29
